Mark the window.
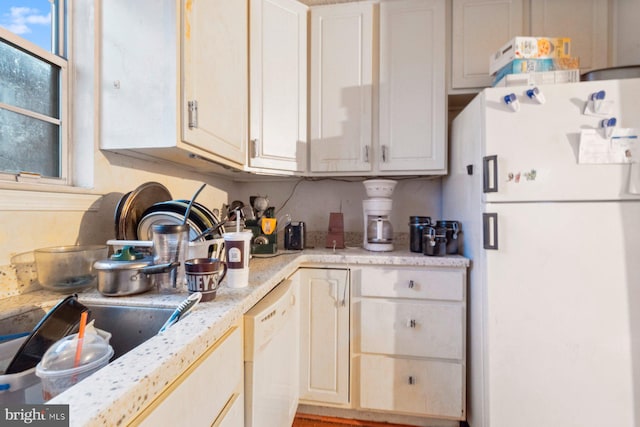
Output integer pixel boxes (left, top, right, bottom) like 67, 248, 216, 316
0, 0, 69, 185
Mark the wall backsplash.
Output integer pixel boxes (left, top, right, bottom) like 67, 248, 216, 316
232, 177, 442, 235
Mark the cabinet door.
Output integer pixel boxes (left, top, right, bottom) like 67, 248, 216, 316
132, 327, 242, 427
359, 300, 463, 359
530, 0, 608, 72
249, 0, 308, 172
359, 354, 464, 419
182, 0, 248, 164
379, 0, 446, 172
309, 3, 374, 173
297, 268, 350, 405
451, 0, 524, 89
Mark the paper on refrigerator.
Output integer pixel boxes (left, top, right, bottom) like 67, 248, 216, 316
578, 128, 640, 164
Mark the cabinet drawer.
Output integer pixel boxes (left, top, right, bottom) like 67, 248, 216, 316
359, 354, 464, 419
134, 326, 243, 426
360, 300, 463, 359
358, 267, 464, 301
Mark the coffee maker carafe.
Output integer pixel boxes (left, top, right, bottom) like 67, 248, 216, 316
362, 180, 396, 252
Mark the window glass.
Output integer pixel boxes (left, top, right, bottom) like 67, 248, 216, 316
0, 41, 60, 118
0, 109, 60, 177
0, 0, 66, 181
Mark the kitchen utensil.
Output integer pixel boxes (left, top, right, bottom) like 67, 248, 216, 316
436, 220, 461, 254
284, 222, 305, 250
362, 179, 397, 198
35, 323, 113, 400
185, 258, 227, 302
35, 245, 108, 293
93, 247, 179, 296
182, 183, 206, 225
137, 211, 202, 242
326, 213, 345, 249
158, 292, 203, 333
190, 220, 226, 242
115, 182, 172, 240
152, 224, 189, 293
367, 216, 393, 243
409, 216, 432, 253
223, 231, 253, 288
5, 295, 90, 374
423, 225, 447, 256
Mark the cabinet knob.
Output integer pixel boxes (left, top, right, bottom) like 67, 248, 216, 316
408, 376, 415, 385
408, 280, 415, 289
407, 319, 416, 328
364, 145, 370, 163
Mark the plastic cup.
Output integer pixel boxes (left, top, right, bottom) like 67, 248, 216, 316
222, 231, 253, 288
152, 224, 189, 293
35, 329, 113, 401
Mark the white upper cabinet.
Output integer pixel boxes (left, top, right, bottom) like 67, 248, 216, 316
100, 0, 248, 172
309, 2, 374, 173
451, 0, 524, 90
529, 0, 608, 72
450, 0, 610, 91
182, 0, 248, 165
309, 0, 447, 176
378, 0, 446, 173
249, 0, 308, 173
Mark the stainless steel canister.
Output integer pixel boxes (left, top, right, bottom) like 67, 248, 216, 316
423, 225, 447, 256
436, 220, 461, 254
409, 216, 431, 253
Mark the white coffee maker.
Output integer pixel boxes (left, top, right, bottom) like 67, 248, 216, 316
362, 180, 397, 252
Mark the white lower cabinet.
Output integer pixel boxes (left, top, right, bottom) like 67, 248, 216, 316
130, 325, 244, 427
359, 355, 463, 418
297, 267, 350, 406
353, 266, 467, 420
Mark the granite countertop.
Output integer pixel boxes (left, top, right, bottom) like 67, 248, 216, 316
0, 247, 468, 427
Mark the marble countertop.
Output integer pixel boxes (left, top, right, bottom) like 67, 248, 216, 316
0, 247, 468, 426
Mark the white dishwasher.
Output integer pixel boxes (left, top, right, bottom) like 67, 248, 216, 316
244, 279, 299, 427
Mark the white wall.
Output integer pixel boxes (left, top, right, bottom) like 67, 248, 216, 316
614, 0, 640, 66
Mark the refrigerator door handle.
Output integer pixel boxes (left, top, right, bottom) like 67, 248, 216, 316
483, 155, 498, 193
483, 212, 499, 250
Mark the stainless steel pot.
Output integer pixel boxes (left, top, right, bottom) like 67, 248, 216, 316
93, 247, 179, 296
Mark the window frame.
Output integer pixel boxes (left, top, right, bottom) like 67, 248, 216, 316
0, 0, 71, 187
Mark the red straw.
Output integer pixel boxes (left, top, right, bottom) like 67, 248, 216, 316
73, 311, 88, 368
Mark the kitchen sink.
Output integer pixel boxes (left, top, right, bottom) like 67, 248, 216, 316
0, 303, 174, 362
83, 304, 174, 359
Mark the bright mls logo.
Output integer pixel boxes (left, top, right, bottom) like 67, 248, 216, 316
1, 405, 69, 426
0, 0, 52, 51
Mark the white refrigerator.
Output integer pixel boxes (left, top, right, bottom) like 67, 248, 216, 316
443, 78, 640, 427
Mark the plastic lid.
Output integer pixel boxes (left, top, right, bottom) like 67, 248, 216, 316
110, 246, 145, 261
35, 327, 113, 378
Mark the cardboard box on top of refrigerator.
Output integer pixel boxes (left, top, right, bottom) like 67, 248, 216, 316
489, 36, 571, 75
491, 57, 580, 86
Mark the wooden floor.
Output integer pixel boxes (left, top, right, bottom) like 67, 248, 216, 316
293, 413, 415, 427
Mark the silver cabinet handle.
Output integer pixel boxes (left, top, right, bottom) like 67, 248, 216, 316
407, 319, 416, 328
250, 139, 258, 158
364, 145, 370, 163
408, 376, 415, 385
408, 280, 415, 289
381, 145, 388, 162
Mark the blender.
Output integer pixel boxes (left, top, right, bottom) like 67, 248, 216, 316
362, 179, 397, 252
